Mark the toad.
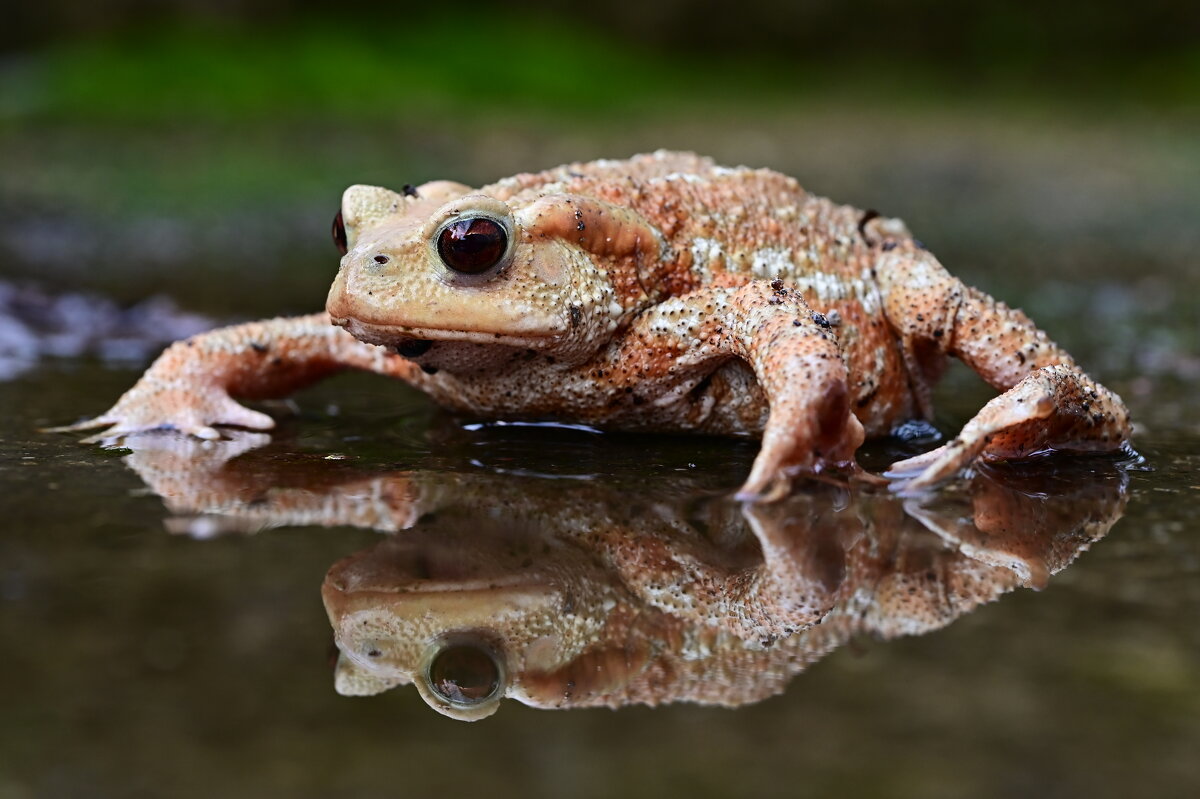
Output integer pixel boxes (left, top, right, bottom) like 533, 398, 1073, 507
56, 151, 1132, 496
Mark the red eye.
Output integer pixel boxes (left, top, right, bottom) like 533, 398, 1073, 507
332, 211, 348, 255
428, 642, 501, 704
436, 217, 508, 274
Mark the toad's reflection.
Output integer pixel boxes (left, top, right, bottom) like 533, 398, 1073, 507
320, 466, 1126, 720
115, 435, 1127, 720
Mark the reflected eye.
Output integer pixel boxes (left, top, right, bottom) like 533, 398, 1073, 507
427, 642, 502, 705
436, 217, 508, 274
332, 211, 348, 255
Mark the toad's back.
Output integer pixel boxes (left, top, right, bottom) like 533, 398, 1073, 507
486, 151, 918, 432
488, 151, 907, 294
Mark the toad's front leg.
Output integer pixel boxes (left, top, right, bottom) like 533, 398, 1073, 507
610, 282, 866, 501
51, 313, 422, 442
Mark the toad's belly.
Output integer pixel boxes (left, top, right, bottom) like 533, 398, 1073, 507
416, 297, 917, 439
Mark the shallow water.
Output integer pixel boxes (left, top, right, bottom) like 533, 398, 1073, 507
2, 331, 1198, 798
2, 117, 1199, 797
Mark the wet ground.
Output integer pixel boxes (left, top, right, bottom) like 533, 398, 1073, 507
1, 112, 1198, 798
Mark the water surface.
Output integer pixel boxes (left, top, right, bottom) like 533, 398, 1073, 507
1, 114, 1198, 798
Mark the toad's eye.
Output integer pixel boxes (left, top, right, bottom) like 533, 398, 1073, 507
436, 217, 508, 275
427, 642, 502, 705
332, 211, 348, 255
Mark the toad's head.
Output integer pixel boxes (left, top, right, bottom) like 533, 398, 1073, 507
325, 180, 663, 370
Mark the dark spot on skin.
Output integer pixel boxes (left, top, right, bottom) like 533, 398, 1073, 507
373, 254, 390, 264
576, 220, 585, 231
367, 649, 382, 658
186, 341, 194, 347
569, 305, 583, 327
933, 329, 944, 338
812, 312, 832, 329
856, 386, 879, 408
271, 356, 282, 366
857, 209, 880, 245
882, 241, 898, 251
915, 313, 924, 322
396, 339, 433, 358
1017, 352, 1026, 364
250, 342, 267, 354
793, 319, 803, 326
421, 364, 439, 375
770, 278, 785, 292
402, 184, 419, 198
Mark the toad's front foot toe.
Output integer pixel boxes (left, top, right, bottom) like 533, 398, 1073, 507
48, 386, 276, 445
885, 439, 980, 493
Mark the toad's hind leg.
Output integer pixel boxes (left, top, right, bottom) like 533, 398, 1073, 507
875, 250, 1132, 489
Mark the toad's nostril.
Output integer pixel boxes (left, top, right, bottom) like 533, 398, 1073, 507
396, 339, 433, 358
373, 255, 390, 264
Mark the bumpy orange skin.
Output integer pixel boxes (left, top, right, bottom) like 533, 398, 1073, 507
59, 151, 1132, 496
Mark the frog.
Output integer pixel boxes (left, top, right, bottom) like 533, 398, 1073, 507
56, 151, 1132, 497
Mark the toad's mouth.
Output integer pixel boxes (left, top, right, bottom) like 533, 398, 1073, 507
395, 338, 433, 358
330, 314, 559, 351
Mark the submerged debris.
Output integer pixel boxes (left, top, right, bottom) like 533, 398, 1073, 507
0, 280, 213, 380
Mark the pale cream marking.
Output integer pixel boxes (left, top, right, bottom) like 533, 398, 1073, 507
655, 172, 709, 184
690, 237, 724, 283
750, 248, 794, 279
